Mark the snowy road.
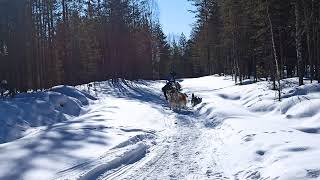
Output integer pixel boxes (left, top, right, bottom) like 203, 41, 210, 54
103, 111, 228, 180
92, 77, 235, 180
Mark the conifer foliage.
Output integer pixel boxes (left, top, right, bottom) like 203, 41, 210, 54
184, 0, 320, 87
0, 0, 169, 91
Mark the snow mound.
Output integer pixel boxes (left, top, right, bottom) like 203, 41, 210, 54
0, 86, 94, 144
51, 85, 97, 105
285, 99, 320, 119
48, 92, 82, 116
282, 83, 320, 99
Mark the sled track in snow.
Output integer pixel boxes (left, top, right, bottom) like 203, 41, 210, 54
101, 112, 229, 180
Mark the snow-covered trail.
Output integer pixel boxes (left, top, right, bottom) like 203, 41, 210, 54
96, 77, 236, 180
104, 111, 228, 180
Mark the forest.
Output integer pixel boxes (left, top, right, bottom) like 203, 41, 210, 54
0, 0, 320, 92
0, 0, 171, 92
186, 0, 320, 88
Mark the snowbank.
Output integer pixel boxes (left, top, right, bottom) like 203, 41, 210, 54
181, 76, 320, 180
0, 86, 95, 144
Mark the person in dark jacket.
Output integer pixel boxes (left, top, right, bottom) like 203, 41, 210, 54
162, 81, 173, 100
169, 71, 177, 82
0, 80, 8, 97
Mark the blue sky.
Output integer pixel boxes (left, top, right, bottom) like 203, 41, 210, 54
157, 0, 195, 39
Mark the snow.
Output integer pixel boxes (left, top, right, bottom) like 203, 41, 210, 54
182, 76, 320, 180
1, 76, 320, 179
0, 80, 175, 180
0, 86, 96, 144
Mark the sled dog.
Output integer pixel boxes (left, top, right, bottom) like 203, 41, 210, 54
191, 93, 202, 106
167, 89, 187, 110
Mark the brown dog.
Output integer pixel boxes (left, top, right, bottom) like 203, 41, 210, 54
167, 89, 187, 110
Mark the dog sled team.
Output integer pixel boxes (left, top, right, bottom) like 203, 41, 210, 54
162, 71, 202, 110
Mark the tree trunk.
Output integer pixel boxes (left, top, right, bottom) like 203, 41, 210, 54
303, 0, 313, 82
267, 0, 281, 101
295, 0, 304, 86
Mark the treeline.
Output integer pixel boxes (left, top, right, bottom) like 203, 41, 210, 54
0, 0, 174, 92
172, 0, 320, 86
2, 0, 319, 93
